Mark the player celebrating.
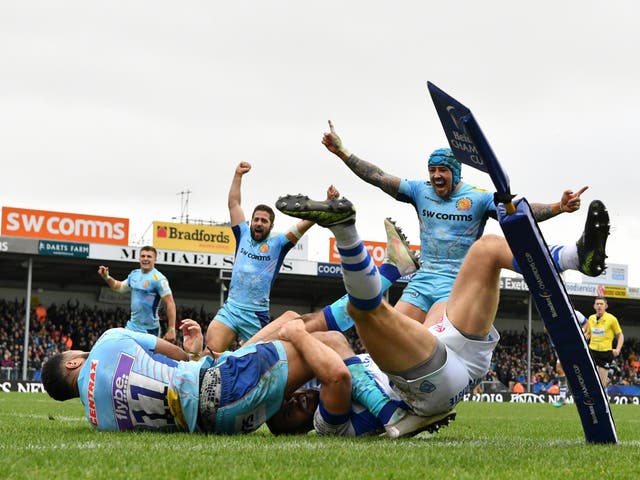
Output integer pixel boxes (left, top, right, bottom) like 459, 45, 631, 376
322, 120, 588, 326
98, 245, 177, 342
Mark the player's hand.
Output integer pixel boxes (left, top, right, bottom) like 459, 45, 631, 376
560, 186, 588, 213
163, 328, 177, 343
236, 161, 252, 176
322, 120, 351, 159
97, 266, 109, 281
277, 318, 306, 343
180, 319, 203, 354
326, 184, 340, 200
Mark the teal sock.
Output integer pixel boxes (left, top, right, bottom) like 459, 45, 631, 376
345, 357, 399, 424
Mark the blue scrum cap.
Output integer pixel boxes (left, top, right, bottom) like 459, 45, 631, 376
428, 148, 461, 188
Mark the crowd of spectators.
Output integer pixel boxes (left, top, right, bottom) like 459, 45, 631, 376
484, 329, 640, 392
0, 298, 212, 381
2, 298, 640, 391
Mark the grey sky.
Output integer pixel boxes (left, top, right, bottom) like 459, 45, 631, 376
1, 1, 639, 285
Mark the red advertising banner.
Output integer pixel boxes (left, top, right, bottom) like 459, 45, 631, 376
1, 206, 129, 245
328, 238, 419, 266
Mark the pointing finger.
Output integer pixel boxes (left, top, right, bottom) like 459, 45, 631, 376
575, 186, 589, 197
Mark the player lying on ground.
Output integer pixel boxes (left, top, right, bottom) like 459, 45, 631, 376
273, 193, 609, 428
257, 218, 454, 438
41, 316, 365, 434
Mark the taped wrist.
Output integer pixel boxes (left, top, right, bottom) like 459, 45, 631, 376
287, 225, 303, 240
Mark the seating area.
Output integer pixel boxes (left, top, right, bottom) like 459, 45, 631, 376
2, 298, 639, 391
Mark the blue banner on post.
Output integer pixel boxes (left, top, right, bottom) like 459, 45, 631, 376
427, 81, 512, 198
499, 200, 617, 443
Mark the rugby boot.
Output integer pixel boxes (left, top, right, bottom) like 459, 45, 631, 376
383, 218, 420, 277
385, 409, 457, 439
576, 200, 610, 277
276, 194, 355, 227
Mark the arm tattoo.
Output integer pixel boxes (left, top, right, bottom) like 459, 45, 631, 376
531, 204, 555, 222
345, 155, 399, 197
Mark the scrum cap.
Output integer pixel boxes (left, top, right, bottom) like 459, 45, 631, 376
428, 148, 461, 188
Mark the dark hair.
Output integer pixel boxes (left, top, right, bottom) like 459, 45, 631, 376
266, 389, 319, 435
41, 353, 77, 401
252, 204, 275, 224
140, 245, 158, 256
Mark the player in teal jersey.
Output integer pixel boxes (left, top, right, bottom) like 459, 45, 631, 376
98, 245, 177, 342
206, 161, 333, 353
322, 120, 587, 325
41, 316, 352, 435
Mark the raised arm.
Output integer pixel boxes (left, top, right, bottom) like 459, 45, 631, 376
529, 186, 588, 222
228, 162, 251, 227
97, 266, 130, 293
322, 120, 401, 198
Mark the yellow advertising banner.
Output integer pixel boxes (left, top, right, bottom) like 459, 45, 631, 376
604, 285, 629, 299
152, 221, 235, 254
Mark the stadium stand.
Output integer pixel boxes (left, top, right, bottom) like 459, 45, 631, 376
2, 298, 639, 393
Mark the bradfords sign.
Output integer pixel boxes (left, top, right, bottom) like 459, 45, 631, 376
1, 207, 129, 246
153, 221, 310, 260
153, 221, 234, 254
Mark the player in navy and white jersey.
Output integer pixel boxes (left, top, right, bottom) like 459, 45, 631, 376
267, 341, 456, 439
265, 326, 413, 438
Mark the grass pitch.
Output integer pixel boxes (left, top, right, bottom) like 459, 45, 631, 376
1, 393, 639, 480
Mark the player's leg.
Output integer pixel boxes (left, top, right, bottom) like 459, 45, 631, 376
447, 199, 611, 337
276, 194, 439, 373
244, 310, 302, 344
312, 331, 404, 425
553, 359, 568, 407
396, 275, 451, 325
443, 234, 511, 337
394, 300, 428, 323
205, 320, 238, 352
511, 199, 610, 278
598, 365, 610, 387
323, 218, 420, 332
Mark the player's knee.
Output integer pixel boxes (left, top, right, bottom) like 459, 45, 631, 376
469, 234, 504, 265
314, 330, 351, 353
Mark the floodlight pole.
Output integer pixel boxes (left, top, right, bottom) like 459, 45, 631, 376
22, 257, 33, 381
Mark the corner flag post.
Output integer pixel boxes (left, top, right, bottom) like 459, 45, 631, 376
427, 82, 617, 444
